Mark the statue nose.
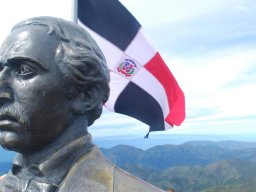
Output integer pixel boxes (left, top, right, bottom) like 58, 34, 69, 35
0, 67, 13, 106
0, 66, 10, 85
0, 89, 12, 107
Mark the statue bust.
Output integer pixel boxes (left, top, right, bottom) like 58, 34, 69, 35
0, 17, 164, 192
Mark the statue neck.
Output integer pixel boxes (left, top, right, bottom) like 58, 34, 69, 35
21, 116, 91, 164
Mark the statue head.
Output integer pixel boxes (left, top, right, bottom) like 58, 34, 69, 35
0, 16, 110, 153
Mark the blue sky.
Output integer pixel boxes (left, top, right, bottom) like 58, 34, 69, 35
0, 0, 256, 139
94, 0, 256, 138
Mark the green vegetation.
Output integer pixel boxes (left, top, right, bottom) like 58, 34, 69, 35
1, 141, 256, 191
102, 141, 256, 192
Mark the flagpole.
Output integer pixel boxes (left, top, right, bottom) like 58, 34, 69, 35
72, 0, 78, 23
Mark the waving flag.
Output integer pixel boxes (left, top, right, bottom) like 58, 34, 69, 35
77, 0, 185, 136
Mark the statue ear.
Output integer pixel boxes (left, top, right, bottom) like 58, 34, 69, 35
71, 86, 102, 115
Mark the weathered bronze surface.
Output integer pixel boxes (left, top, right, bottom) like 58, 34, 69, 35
0, 17, 164, 192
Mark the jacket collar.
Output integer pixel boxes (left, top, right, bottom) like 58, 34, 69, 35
12, 133, 93, 186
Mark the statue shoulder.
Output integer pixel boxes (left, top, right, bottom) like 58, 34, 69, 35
113, 167, 164, 192
58, 146, 164, 192
58, 145, 115, 192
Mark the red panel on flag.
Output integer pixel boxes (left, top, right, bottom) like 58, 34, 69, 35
145, 53, 185, 126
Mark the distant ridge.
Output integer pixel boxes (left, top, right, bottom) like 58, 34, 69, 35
1, 140, 256, 191
94, 134, 256, 149
101, 140, 256, 170
101, 140, 256, 191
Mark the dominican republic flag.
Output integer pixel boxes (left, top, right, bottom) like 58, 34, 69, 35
77, 0, 185, 136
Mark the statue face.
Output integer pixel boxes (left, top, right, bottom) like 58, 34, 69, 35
0, 25, 73, 153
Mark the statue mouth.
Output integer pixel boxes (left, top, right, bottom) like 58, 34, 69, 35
0, 116, 21, 132
0, 114, 18, 122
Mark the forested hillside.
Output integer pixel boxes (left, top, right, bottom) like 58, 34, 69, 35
1, 141, 256, 191
102, 141, 256, 192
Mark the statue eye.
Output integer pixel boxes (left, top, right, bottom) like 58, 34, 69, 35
16, 64, 37, 79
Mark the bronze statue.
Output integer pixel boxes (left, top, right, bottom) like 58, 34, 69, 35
0, 17, 164, 192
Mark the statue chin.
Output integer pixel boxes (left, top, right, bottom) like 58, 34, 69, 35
0, 131, 26, 152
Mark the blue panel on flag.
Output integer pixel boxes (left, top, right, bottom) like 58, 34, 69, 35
78, 0, 141, 51
114, 82, 165, 132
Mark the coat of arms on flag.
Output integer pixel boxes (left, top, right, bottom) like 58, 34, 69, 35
117, 58, 137, 77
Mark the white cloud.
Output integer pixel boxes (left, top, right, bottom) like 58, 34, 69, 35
0, 0, 73, 44
120, 0, 248, 28
165, 47, 256, 120
89, 109, 150, 137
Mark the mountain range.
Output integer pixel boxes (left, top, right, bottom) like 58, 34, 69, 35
1, 140, 256, 191
101, 141, 256, 192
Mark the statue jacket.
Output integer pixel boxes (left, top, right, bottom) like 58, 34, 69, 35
0, 135, 164, 192
57, 145, 164, 192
